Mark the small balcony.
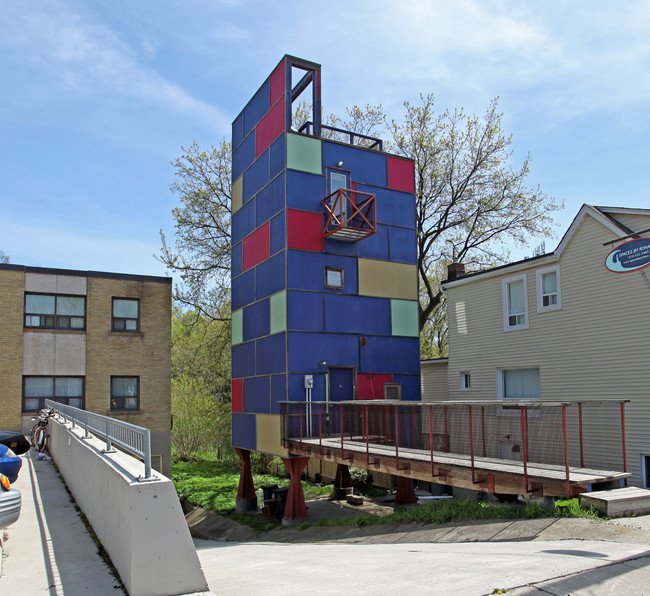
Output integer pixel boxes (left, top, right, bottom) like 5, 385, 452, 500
322, 188, 377, 242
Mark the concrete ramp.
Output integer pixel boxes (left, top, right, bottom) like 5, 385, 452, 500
48, 417, 209, 596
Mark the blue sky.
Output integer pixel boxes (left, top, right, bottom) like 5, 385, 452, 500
1, 0, 649, 278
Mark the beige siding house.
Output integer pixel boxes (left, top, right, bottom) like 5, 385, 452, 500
435, 205, 650, 487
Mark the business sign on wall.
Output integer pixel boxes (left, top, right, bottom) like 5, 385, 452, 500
605, 237, 650, 273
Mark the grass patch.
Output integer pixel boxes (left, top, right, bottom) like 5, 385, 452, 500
299, 497, 604, 530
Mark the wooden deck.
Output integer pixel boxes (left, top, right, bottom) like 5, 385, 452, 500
288, 436, 630, 498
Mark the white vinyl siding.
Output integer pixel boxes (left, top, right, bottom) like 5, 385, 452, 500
442, 211, 650, 485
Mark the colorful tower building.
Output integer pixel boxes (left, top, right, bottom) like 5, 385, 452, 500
231, 56, 420, 519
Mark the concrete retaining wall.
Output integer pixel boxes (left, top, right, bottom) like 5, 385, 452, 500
48, 417, 208, 596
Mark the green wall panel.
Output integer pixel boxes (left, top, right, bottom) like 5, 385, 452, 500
232, 308, 243, 345
287, 133, 322, 175
391, 299, 419, 337
270, 290, 287, 334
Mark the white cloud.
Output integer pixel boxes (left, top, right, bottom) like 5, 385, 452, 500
0, 0, 231, 132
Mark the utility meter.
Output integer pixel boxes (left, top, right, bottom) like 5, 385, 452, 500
304, 375, 314, 389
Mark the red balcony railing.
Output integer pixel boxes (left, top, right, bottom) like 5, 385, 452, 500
322, 188, 376, 242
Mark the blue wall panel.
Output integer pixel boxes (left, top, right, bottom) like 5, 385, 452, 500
232, 341, 256, 378
355, 224, 389, 260
232, 132, 255, 181
269, 133, 286, 179
364, 336, 420, 374
231, 413, 256, 450
287, 251, 358, 294
389, 226, 417, 264
288, 373, 327, 403
231, 199, 256, 245
256, 173, 285, 227
270, 373, 287, 414
364, 186, 417, 228
256, 252, 286, 299
256, 332, 286, 375
232, 242, 243, 278
232, 113, 245, 150
243, 79, 270, 137
231, 269, 255, 310
322, 142, 387, 188
393, 374, 421, 401
324, 294, 391, 335
288, 332, 359, 372
269, 212, 285, 255
243, 298, 270, 342
243, 149, 270, 202
323, 237, 356, 257
243, 376, 271, 413
286, 170, 324, 212
288, 290, 324, 332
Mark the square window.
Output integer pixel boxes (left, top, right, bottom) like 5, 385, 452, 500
325, 267, 344, 290
112, 298, 140, 332
111, 376, 140, 410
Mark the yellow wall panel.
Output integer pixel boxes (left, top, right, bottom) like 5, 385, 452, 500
232, 175, 243, 214
256, 414, 288, 457
358, 259, 418, 300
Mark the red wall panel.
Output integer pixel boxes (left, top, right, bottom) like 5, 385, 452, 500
387, 155, 415, 194
243, 221, 270, 271
270, 60, 286, 105
256, 100, 285, 157
287, 209, 323, 252
232, 378, 243, 412
357, 373, 392, 400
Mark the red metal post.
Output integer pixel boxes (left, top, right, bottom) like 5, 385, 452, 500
394, 404, 400, 469
281, 456, 309, 524
412, 406, 417, 449
621, 401, 628, 476
468, 405, 475, 483
340, 403, 344, 459
562, 404, 571, 499
299, 403, 304, 445
520, 406, 529, 494
481, 406, 486, 457
578, 402, 584, 468
444, 405, 449, 452
365, 404, 370, 468
429, 405, 434, 476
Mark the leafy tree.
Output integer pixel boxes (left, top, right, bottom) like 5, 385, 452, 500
0, 250, 9, 264
171, 306, 233, 461
159, 140, 232, 320
390, 95, 561, 334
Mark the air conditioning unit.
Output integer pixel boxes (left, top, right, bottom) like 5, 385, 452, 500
499, 439, 522, 462
384, 383, 401, 400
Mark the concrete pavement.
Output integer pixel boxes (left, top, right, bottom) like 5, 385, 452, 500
3, 448, 650, 595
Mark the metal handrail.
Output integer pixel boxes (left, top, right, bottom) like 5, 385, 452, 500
298, 121, 383, 151
44, 400, 155, 480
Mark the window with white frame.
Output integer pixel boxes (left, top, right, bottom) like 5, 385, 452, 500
502, 274, 529, 331
459, 372, 471, 391
536, 265, 561, 312
497, 368, 540, 400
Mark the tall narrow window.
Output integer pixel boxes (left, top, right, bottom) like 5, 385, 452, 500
326, 168, 350, 223
502, 275, 528, 331
25, 293, 85, 330
112, 298, 139, 331
536, 266, 561, 312
459, 372, 471, 391
111, 376, 139, 410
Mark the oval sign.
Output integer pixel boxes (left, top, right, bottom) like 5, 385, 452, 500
605, 237, 650, 273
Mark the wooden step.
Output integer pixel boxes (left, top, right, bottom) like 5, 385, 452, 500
580, 486, 650, 517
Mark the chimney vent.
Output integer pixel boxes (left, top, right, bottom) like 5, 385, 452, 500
447, 261, 466, 281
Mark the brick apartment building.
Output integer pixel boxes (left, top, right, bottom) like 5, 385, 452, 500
0, 264, 172, 476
